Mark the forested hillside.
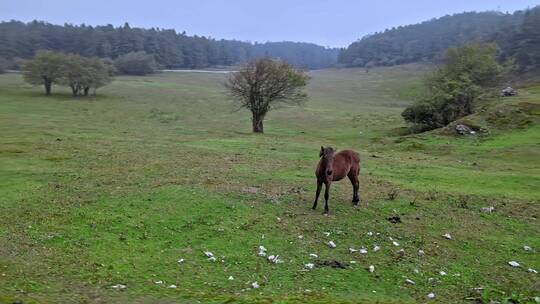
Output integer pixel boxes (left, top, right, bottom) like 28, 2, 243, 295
0, 21, 338, 69
339, 7, 540, 71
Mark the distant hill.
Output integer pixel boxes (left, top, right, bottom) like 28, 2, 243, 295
338, 7, 540, 72
0, 21, 338, 69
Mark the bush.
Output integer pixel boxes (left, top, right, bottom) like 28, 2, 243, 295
402, 43, 506, 132
0, 57, 8, 73
114, 51, 157, 75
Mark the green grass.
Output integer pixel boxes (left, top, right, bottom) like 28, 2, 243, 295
0, 65, 539, 303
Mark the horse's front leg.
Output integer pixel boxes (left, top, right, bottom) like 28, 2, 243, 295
324, 182, 331, 215
350, 176, 360, 206
312, 180, 322, 210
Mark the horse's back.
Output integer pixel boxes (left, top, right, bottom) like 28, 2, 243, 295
337, 150, 360, 164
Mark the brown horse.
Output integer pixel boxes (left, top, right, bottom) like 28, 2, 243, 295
313, 146, 361, 214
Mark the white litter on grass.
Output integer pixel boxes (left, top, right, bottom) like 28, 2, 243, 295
111, 284, 126, 290
392, 241, 400, 247
427, 292, 436, 299
155, 280, 163, 285
350, 261, 357, 264
523, 245, 532, 251
168, 284, 177, 289
258, 246, 267, 257
208, 256, 217, 262
359, 248, 368, 254
439, 271, 447, 276
508, 261, 520, 267
368, 265, 375, 273
349, 248, 358, 253
481, 206, 495, 213
268, 255, 282, 264
324, 232, 331, 237
228, 276, 234, 280
528, 268, 538, 274
405, 279, 416, 285
443, 233, 452, 240
418, 250, 425, 255
367, 232, 373, 236
177, 258, 185, 264
309, 253, 318, 259
328, 241, 337, 248
276, 217, 282, 222
305, 263, 315, 269
298, 235, 304, 240
414, 269, 420, 274
204, 251, 214, 258
373, 245, 381, 252
251, 282, 260, 289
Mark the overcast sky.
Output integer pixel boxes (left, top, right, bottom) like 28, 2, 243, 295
1, 0, 539, 47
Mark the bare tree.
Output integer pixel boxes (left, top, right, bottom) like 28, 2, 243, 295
225, 58, 309, 133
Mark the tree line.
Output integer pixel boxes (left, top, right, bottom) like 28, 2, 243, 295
338, 6, 540, 72
0, 21, 338, 70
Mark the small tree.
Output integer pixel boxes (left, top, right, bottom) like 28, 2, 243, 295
83, 57, 113, 96
59, 55, 112, 96
23, 51, 66, 95
225, 58, 309, 133
59, 54, 89, 96
114, 51, 157, 75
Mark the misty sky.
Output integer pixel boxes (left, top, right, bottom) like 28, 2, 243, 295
1, 0, 539, 47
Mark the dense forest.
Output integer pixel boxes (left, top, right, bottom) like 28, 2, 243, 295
1, 6, 539, 71
338, 6, 540, 71
0, 21, 339, 69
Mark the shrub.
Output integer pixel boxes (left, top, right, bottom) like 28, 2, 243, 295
402, 43, 507, 132
0, 57, 9, 73
114, 51, 157, 75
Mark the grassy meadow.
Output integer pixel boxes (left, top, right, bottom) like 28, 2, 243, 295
0, 65, 539, 303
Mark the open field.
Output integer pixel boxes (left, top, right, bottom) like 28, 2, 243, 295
0, 65, 539, 303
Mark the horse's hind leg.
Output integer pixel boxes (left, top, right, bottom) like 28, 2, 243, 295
312, 180, 323, 210
348, 170, 360, 206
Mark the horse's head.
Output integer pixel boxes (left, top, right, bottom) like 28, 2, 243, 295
319, 146, 336, 176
